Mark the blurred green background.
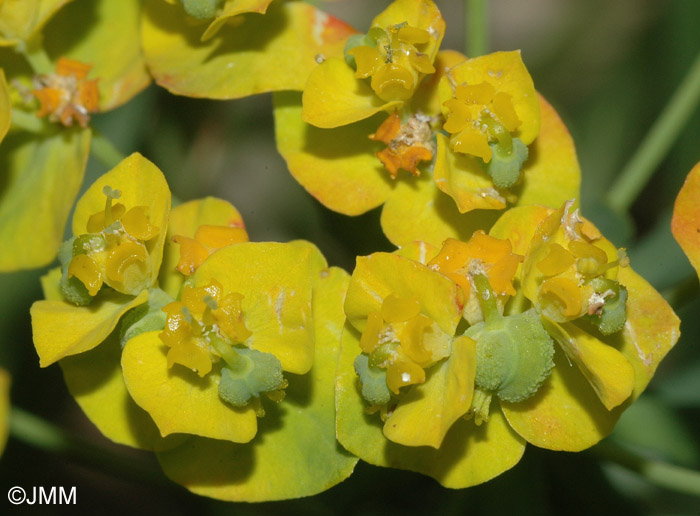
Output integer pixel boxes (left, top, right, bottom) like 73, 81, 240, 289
2, 0, 700, 514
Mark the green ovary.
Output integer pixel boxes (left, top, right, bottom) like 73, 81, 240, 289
218, 348, 286, 407
467, 309, 554, 403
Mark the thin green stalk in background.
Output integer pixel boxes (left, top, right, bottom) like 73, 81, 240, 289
20, 37, 53, 74
466, 0, 489, 57
9, 406, 168, 487
595, 439, 700, 497
91, 131, 127, 170
607, 48, 700, 213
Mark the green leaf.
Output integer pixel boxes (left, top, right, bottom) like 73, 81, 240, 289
612, 394, 700, 467
0, 128, 90, 271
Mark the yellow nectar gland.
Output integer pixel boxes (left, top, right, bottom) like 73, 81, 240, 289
535, 203, 628, 322
369, 111, 435, 179
67, 186, 159, 296
360, 294, 448, 395
173, 224, 248, 276
32, 57, 99, 128
442, 81, 521, 162
349, 23, 436, 102
428, 231, 523, 304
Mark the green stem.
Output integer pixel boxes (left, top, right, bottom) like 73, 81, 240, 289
20, 36, 53, 74
595, 439, 700, 497
210, 334, 245, 371
9, 407, 168, 486
90, 131, 126, 169
607, 48, 700, 213
472, 273, 499, 323
465, 0, 489, 57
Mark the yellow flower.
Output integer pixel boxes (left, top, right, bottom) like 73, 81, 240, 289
30, 153, 171, 368
341, 247, 474, 451
302, 0, 444, 129
159, 196, 249, 298
276, 3, 579, 247
58, 197, 247, 453
433, 51, 544, 210
336, 204, 679, 488
121, 241, 358, 501
31, 57, 99, 128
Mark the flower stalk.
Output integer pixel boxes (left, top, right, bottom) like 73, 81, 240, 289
608, 47, 700, 213
466, 0, 489, 57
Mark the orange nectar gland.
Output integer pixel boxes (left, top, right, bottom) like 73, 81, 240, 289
443, 81, 521, 163
348, 23, 436, 102
67, 186, 159, 297
173, 224, 248, 276
369, 111, 435, 179
359, 294, 448, 396
535, 203, 629, 324
32, 57, 99, 128
160, 280, 287, 412
428, 231, 523, 303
